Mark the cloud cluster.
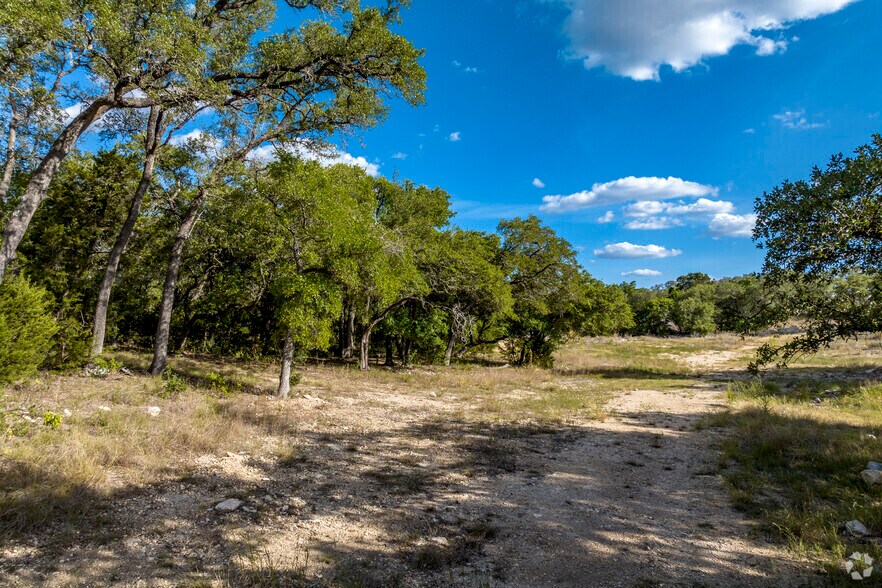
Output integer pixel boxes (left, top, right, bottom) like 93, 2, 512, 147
541, 176, 717, 212
774, 109, 826, 130
560, 0, 857, 80
594, 242, 682, 259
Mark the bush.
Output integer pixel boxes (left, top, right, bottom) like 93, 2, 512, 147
0, 277, 58, 384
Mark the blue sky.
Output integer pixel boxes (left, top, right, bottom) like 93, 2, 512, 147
318, 0, 882, 286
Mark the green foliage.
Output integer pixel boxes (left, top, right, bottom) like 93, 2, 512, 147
577, 280, 635, 336
42, 412, 62, 430
0, 276, 57, 384
671, 283, 717, 335
633, 297, 674, 336
160, 369, 188, 398
752, 135, 882, 367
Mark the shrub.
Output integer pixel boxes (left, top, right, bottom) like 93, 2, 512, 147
42, 412, 62, 430
0, 277, 58, 384
160, 369, 188, 398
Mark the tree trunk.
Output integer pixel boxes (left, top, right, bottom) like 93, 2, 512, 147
91, 106, 164, 357
383, 336, 395, 367
0, 97, 113, 282
0, 103, 21, 201
444, 322, 456, 366
342, 306, 355, 359
277, 331, 295, 399
359, 328, 371, 371
148, 189, 207, 376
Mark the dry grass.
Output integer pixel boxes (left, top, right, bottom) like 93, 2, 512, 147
707, 377, 882, 580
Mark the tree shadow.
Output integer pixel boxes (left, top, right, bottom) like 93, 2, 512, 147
1, 396, 836, 587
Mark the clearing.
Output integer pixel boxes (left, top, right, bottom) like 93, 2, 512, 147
3, 335, 882, 587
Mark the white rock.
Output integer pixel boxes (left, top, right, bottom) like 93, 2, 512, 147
215, 499, 242, 512
866, 461, 882, 471
861, 470, 882, 485
146, 406, 161, 417
98, 406, 111, 412
846, 520, 870, 536
430, 536, 449, 546
63, 409, 72, 417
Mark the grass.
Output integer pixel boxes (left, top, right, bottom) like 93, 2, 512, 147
710, 377, 882, 580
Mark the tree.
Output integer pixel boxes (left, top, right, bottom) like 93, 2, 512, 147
671, 282, 716, 335
577, 280, 635, 337
497, 216, 583, 367
633, 297, 673, 336
752, 135, 882, 368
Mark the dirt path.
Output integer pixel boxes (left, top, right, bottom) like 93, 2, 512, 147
2, 371, 809, 587
481, 383, 806, 587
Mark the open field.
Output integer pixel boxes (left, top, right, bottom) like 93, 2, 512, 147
3, 335, 882, 587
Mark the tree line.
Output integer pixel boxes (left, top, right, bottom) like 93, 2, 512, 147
1, 1, 880, 391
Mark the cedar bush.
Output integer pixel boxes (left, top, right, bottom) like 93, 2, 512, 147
0, 277, 58, 384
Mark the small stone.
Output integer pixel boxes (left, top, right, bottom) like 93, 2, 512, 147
242, 506, 257, 513
439, 512, 459, 525
846, 520, 870, 537
215, 499, 242, 512
98, 406, 111, 412
867, 461, 882, 471
430, 536, 449, 546
63, 409, 72, 417
146, 406, 161, 417
861, 470, 882, 485
119, 367, 134, 376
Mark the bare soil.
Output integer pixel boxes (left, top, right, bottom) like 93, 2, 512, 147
1, 350, 813, 587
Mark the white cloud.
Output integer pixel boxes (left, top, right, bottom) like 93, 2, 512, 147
542, 176, 717, 212
449, 131, 462, 142
464, 66, 479, 73
774, 109, 827, 130
743, 128, 756, 134
62, 102, 85, 124
597, 210, 615, 223
625, 198, 735, 218
248, 142, 380, 177
594, 242, 683, 259
708, 213, 757, 238
561, 0, 857, 81
391, 152, 408, 160
622, 269, 663, 277
532, 178, 546, 188
624, 217, 683, 230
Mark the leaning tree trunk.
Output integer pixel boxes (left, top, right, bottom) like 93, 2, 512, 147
0, 97, 113, 282
91, 106, 164, 357
148, 188, 207, 376
0, 104, 21, 201
277, 331, 295, 399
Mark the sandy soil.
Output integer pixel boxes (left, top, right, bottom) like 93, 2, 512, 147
1, 358, 811, 587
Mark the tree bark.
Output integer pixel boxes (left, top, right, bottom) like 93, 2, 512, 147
277, 330, 295, 399
359, 327, 371, 371
0, 102, 21, 201
342, 305, 355, 359
0, 96, 113, 282
148, 188, 207, 375
91, 106, 164, 356
383, 336, 396, 367
444, 321, 457, 366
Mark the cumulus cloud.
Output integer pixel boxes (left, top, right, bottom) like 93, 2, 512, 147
168, 128, 223, 151
249, 142, 380, 177
449, 131, 462, 142
597, 210, 615, 223
622, 269, 663, 277
541, 176, 717, 212
708, 213, 757, 238
561, 0, 857, 80
624, 217, 683, 230
594, 242, 683, 259
774, 109, 827, 130
532, 178, 546, 189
